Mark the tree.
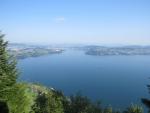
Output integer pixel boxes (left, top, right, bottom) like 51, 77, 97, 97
63, 93, 103, 113
0, 32, 18, 99
0, 32, 19, 112
123, 104, 143, 113
32, 88, 64, 113
7, 83, 35, 113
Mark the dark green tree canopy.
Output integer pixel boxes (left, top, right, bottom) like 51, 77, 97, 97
0, 32, 18, 99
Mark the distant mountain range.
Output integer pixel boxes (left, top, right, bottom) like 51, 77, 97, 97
84, 45, 150, 56
8, 43, 150, 57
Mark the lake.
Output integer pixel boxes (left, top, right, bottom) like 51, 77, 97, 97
18, 49, 150, 109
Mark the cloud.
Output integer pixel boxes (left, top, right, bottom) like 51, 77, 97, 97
54, 17, 65, 23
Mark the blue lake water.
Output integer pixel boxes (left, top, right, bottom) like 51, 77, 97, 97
18, 49, 150, 109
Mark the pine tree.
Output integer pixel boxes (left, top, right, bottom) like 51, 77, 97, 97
0, 32, 18, 100
0, 32, 35, 113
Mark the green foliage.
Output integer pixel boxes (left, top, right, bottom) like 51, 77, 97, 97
7, 83, 35, 113
0, 32, 18, 100
62, 94, 143, 113
0, 33, 35, 113
104, 106, 113, 113
31, 85, 64, 113
63, 93, 103, 113
123, 104, 143, 113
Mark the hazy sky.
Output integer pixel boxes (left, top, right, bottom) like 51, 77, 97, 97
1, 0, 150, 45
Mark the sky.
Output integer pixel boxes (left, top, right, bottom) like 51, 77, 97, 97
1, 0, 150, 45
